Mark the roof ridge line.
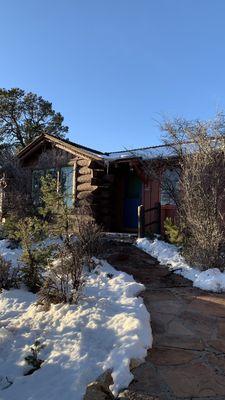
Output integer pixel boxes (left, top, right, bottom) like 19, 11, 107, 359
106, 143, 170, 155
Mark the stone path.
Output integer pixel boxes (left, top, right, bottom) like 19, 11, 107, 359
104, 240, 225, 400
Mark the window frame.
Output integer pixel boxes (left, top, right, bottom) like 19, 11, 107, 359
160, 168, 180, 206
31, 163, 76, 208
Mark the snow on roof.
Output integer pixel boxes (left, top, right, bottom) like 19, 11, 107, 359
103, 144, 175, 161
17, 133, 176, 162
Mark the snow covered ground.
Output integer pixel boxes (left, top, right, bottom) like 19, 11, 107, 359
137, 237, 225, 293
0, 240, 152, 400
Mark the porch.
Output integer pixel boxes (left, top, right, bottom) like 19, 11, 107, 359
108, 160, 176, 235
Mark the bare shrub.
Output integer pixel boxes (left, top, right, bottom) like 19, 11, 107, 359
38, 244, 84, 305
161, 114, 225, 270
3, 159, 34, 219
38, 213, 101, 305
73, 205, 103, 268
0, 256, 19, 290
132, 147, 181, 209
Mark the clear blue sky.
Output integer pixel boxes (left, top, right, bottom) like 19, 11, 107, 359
1, 0, 225, 151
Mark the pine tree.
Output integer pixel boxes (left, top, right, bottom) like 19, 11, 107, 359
13, 217, 52, 292
0, 88, 68, 152
39, 174, 71, 242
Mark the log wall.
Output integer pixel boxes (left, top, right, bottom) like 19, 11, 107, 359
75, 157, 113, 229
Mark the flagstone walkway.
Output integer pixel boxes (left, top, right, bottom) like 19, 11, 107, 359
104, 240, 225, 400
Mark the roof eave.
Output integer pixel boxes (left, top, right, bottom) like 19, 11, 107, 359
17, 133, 104, 161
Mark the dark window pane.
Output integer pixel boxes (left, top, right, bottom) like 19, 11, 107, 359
161, 169, 179, 205
32, 169, 45, 205
46, 168, 57, 180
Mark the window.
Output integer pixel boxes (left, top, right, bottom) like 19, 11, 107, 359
46, 168, 57, 180
160, 168, 179, 206
31, 166, 75, 208
60, 166, 74, 208
32, 169, 45, 205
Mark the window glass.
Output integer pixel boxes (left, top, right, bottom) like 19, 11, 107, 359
60, 166, 74, 208
32, 169, 45, 205
46, 168, 57, 180
32, 166, 74, 208
160, 168, 179, 205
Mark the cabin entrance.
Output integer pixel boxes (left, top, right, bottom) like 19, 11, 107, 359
123, 173, 142, 230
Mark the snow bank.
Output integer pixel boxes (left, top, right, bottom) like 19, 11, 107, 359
0, 241, 152, 400
0, 240, 22, 267
0, 237, 62, 269
137, 237, 225, 293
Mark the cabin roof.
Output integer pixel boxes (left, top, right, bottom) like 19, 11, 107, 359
104, 143, 175, 161
17, 133, 105, 160
17, 132, 174, 163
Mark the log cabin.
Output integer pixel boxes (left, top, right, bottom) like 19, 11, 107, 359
0, 133, 177, 235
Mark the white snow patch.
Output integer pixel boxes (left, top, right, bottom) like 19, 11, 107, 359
0, 240, 152, 400
137, 237, 225, 293
0, 237, 62, 269
0, 240, 22, 268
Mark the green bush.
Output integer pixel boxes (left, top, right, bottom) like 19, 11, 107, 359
164, 217, 183, 246
3, 214, 21, 245
39, 174, 70, 238
13, 217, 52, 292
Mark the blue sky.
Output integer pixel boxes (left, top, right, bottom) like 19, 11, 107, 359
0, 0, 225, 151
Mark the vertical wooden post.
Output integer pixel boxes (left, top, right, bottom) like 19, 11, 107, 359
138, 205, 145, 238
72, 160, 77, 205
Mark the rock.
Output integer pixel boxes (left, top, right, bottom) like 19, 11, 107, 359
117, 390, 159, 399
158, 362, 225, 397
187, 295, 225, 318
149, 347, 198, 366
153, 334, 205, 351
84, 370, 114, 400
130, 358, 143, 370
98, 370, 113, 388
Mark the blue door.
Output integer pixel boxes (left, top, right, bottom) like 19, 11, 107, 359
123, 174, 142, 229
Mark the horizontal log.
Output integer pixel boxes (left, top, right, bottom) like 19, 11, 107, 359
77, 159, 92, 167
78, 167, 92, 175
77, 174, 92, 184
77, 175, 101, 186
77, 183, 98, 192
